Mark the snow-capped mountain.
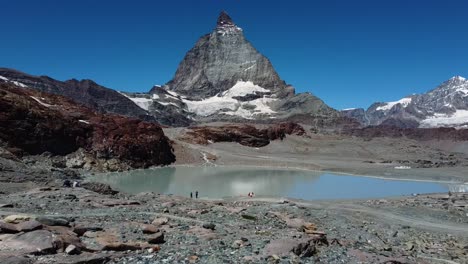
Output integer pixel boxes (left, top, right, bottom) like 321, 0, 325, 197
342, 76, 468, 128
123, 11, 336, 124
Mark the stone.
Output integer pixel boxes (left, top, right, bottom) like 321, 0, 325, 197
16, 220, 42, 232
241, 214, 257, 221
202, 223, 216, 230
3, 215, 32, 224
142, 224, 160, 234
300, 223, 318, 234
101, 242, 143, 251
65, 244, 80, 255
73, 226, 103, 236
36, 216, 69, 226
147, 231, 165, 244
292, 241, 317, 257
152, 217, 169, 226
5, 230, 60, 254
0, 221, 19, 233
0, 203, 13, 208
231, 240, 243, 249
188, 255, 199, 263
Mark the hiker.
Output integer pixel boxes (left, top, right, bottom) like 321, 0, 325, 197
190, 192, 193, 198
196, 191, 199, 199
63, 179, 71, 188
72, 181, 80, 188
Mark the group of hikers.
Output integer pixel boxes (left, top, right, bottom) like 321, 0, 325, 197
248, 192, 255, 197
190, 191, 199, 199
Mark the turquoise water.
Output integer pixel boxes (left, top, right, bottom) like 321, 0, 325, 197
89, 166, 465, 200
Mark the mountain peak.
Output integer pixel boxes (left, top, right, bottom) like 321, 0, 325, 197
216, 11, 242, 34
449, 76, 466, 82
217, 11, 234, 26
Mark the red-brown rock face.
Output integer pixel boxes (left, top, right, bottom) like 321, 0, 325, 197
180, 122, 306, 147
0, 83, 175, 168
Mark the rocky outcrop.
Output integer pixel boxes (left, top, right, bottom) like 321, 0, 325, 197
180, 122, 306, 147
0, 68, 154, 122
0, 83, 175, 169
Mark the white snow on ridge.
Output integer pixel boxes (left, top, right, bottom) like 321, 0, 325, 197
342, 108, 357, 111
376, 97, 412, 111
420, 110, 468, 127
0, 75, 28, 87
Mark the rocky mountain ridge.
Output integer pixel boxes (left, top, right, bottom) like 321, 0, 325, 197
342, 76, 468, 128
123, 11, 337, 125
0, 82, 175, 170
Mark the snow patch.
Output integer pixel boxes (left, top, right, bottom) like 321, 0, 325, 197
78, 120, 90, 124
420, 110, 468, 127
0, 75, 8, 81
342, 108, 357, 111
182, 81, 276, 119
30, 96, 53, 107
376, 97, 412, 111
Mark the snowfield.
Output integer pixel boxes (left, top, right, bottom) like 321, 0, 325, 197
420, 110, 468, 128
182, 81, 277, 118
376, 97, 412, 111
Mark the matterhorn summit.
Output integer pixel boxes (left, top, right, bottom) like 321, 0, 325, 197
122, 11, 335, 125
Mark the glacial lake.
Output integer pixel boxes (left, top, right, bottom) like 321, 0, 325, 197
89, 167, 466, 200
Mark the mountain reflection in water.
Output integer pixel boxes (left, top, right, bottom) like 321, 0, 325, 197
90, 167, 464, 200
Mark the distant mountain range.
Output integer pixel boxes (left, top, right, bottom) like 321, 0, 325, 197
0, 11, 467, 129
342, 76, 468, 128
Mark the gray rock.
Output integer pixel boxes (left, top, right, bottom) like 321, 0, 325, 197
36, 216, 69, 226
16, 220, 42, 232
0, 221, 18, 233
6, 230, 60, 254
147, 231, 165, 244
202, 223, 216, 230
65, 244, 80, 255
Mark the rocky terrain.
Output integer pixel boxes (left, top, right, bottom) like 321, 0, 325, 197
0, 183, 466, 264
0, 82, 175, 171
342, 76, 468, 128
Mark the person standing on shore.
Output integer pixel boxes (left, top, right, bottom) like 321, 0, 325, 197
190, 192, 193, 198
196, 191, 199, 199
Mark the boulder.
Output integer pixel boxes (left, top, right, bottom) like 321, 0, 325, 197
16, 220, 42, 232
3, 230, 60, 254
36, 216, 69, 226
65, 244, 80, 255
72, 226, 103, 237
147, 232, 165, 244
142, 224, 160, 234
0, 221, 19, 233
152, 217, 169, 226
202, 223, 216, 230
3, 215, 32, 224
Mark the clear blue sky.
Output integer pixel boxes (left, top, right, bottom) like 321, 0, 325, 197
1, 0, 467, 110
